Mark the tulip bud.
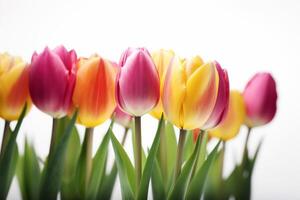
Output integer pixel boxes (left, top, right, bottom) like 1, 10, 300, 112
0, 53, 31, 120
29, 46, 77, 118
163, 55, 227, 130
72, 55, 116, 127
243, 72, 277, 127
209, 90, 246, 141
149, 49, 175, 119
114, 106, 132, 128
116, 48, 160, 116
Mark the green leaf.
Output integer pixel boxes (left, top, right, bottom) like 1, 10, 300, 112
86, 128, 111, 200
17, 140, 41, 200
167, 134, 202, 200
111, 131, 136, 200
203, 146, 224, 200
185, 141, 221, 200
61, 124, 81, 200
0, 104, 26, 199
97, 162, 118, 200
164, 122, 177, 191
151, 157, 165, 200
196, 131, 208, 171
39, 111, 78, 200
137, 116, 163, 200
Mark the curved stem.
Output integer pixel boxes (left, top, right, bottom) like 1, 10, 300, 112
242, 127, 252, 164
134, 116, 142, 189
0, 121, 10, 155
174, 129, 186, 180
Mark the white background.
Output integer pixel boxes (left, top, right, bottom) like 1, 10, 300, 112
0, 0, 299, 199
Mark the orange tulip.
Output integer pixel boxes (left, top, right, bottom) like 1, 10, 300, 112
72, 55, 117, 127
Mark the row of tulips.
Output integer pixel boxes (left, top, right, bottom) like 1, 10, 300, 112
0, 46, 277, 200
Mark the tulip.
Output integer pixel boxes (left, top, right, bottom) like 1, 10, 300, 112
162, 56, 227, 130
0, 53, 31, 155
0, 53, 31, 121
162, 56, 229, 179
209, 90, 246, 141
72, 55, 117, 127
149, 49, 175, 119
114, 106, 132, 128
116, 47, 160, 187
29, 46, 77, 118
116, 48, 160, 116
243, 72, 277, 127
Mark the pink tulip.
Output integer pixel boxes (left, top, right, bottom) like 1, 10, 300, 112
29, 46, 77, 118
203, 61, 230, 129
243, 72, 277, 127
116, 48, 160, 116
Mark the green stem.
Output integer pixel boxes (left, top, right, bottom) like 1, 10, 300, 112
0, 121, 10, 156
190, 130, 204, 178
49, 118, 58, 156
134, 116, 142, 189
159, 121, 168, 177
84, 127, 94, 189
174, 129, 186, 180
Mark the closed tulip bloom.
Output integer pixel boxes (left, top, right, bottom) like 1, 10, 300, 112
114, 106, 132, 128
163, 56, 223, 130
209, 90, 246, 141
73, 55, 116, 127
0, 53, 31, 120
29, 46, 77, 118
150, 49, 175, 119
203, 61, 230, 129
243, 72, 277, 127
116, 48, 160, 116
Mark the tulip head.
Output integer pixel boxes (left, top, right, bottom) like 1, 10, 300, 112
149, 49, 175, 119
114, 106, 133, 128
72, 55, 117, 127
243, 72, 277, 127
163, 56, 228, 130
0, 53, 31, 121
116, 48, 160, 116
29, 46, 77, 118
209, 90, 246, 141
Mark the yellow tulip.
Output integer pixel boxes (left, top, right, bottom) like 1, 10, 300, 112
0, 53, 31, 121
162, 55, 220, 130
150, 49, 175, 119
209, 90, 246, 141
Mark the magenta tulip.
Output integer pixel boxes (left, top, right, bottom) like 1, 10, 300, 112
243, 72, 277, 127
203, 61, 230, 129
116, 48, 160, 116
29, 46, 77, 118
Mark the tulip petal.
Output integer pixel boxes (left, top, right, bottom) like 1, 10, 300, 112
162, 57, 186, 128
209, 90, 246, 141
183, 62, 219, 130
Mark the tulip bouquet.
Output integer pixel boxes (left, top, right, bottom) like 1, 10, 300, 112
0, 46, 277, 200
